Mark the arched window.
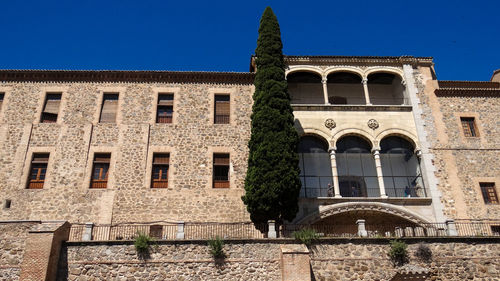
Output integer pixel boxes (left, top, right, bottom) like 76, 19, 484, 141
336, 136, 379, 197
367, 72, 406, 105
298, 136, 332, 197
380, 136, 425, 197
287, 72, 324, 104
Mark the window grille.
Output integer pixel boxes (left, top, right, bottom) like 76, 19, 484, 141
213, 153, 230, 188
152, 153, 169, 188
214, 95, 230, 124
90, 153, 110, 188
157, 93, 174, 123
460, 117, 478, 137
27, 153, 50, 189
480, 182, 498, 204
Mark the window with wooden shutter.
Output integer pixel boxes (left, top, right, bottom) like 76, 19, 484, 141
214, 94, 230, 124
157, 94, 174, 123
90, 153, 111, 188
0, 93, 4, 111
27, 153, 49, 189
41, 93, 61, 123
151, 153, 169, 188
480, 182, 498, 204
460, 117, 478, 137
213, 153, 230, 188
99, 93, 119, 123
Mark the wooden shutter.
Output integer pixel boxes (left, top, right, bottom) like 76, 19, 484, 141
158, 94, 174, 106
213, 153, 230, 188
480, 183, 498, 204
100, 94, 119, 123
460, 117, 478, 137
213, 153, 230, 165
43, 94, 61, 114
153, 153, 170, 164
28, 153, 49, 189
90, 153, 110, 188
214, 95, 230, 124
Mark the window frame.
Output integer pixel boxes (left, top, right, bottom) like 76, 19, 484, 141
40, 93, 62, 123
99, 93, 120, 123
460, 117, 479, 137
156, 93, 174, 124
213, 153, 230, 188
480, 182, 498, 204
151, 153, 170, 188
214, 94, 230, 124
89, 153, 111, 189
26, 153, 50, 189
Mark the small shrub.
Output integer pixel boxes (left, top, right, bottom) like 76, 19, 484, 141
293, 228, 319, 246
208, 236, 226, 259
415, 243, 432, 263
388, 240, 408, 266
134, 232, 153, 258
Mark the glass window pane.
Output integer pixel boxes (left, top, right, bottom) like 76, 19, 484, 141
346, 153, 362, 176
361, 154, 377, 176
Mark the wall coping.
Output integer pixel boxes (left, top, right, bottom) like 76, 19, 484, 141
64, 236, 500, 247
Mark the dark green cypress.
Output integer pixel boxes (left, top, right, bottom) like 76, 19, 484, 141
242, 7, 301, 225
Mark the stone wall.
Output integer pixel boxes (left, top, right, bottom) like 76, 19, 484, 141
0, 221, 39, 281
56, 238, 500, 281
415, 67, 500, 220
0, 82, 254, 224
57, 240, 281, 281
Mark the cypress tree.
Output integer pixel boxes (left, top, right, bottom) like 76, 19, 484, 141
242, 7, 301, 225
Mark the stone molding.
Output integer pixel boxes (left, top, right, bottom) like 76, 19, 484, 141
296, 202, 433, 225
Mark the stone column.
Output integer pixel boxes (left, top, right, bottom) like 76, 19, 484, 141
176, 221, 185, 239
356, 219, 368, 237
322, 78, 330, 104
446, 219, 458, 236
373, 149, 388, 198
362, 78, 371, 105
82, 222, 93, 241
329, 149, 341, 198
268, 220, 277, 238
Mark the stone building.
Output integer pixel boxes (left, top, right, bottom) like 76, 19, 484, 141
0, 56, 499, 231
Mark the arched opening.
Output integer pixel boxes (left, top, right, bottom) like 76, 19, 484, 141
367, 72, 406, 105
336, 136, 379, 197
298, 136, 333, 197
326, 72, 365, 104
287, 72, 323, 104
380, 136, 425, 197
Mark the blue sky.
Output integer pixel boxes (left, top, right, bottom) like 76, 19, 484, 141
0, 0, 498, 80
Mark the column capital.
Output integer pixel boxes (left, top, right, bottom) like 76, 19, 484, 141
415, 149, 422, 158
321, 78, 328, 84
371, 148, 380, 155
361, 78, 368, 85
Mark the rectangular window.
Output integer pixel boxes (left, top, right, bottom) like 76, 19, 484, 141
27, 153, 49, 189
99, 93, 119, 123
480, 182, 498, 204
151, 153, 169, 188
41, 93, 62, 123
214, 94, 230, 124
0, 93, 4, 111
213, 153, 230, 188
156, 93, 174, 123
461, 117, 478, 137
90, 153, 111, 188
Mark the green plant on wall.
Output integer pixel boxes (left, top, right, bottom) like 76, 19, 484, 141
134, 232, 154, 259
208, 236, 226, 259
388, 240, 409, 266
293, 228, 319, 246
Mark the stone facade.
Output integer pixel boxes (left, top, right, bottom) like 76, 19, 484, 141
0, 81, 254, 224
55, 238, 500, 281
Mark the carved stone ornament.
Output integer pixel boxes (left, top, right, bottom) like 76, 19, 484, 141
324, 119, 336, 130
367, 119, 379, 130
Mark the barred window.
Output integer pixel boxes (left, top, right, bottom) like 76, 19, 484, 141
213, 153, 230, 188
41, 93, 61, 123
27, 153, 49, 189
90, 153, 110, 188
460, 117, 478, 137
214, 94, 230, 124
480, 182, 498, 204
151, 153, 169, 188
157, 94, 174, 123
99, 93, 119, 123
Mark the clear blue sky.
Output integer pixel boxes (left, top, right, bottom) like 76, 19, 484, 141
0, 0, 498, 81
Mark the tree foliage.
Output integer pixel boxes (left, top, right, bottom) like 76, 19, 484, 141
242, 7, 301, 225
